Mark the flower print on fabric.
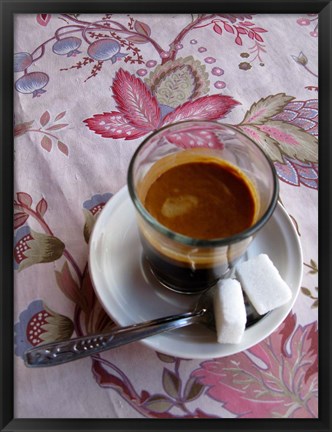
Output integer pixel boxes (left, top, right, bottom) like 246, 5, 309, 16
14, 225, 65, 271
237, 94, 318, 189
144, 56, 210, 111
14, 110, 70, 156
272, 99, 318, 188
84, 67, 239, 145
296, 14, 318, 38
83, 193, 113, 215
14, 14, 269, 94
291, 51, 317, 79
192, 313, 318, 418
14, 300, 74, 358
83, 193, 113, 243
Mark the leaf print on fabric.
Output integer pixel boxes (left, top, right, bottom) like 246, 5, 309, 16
40, 110, 51, 126
240, 93, 295, 125
237, 95, 318, 187
161, 94, 240, 126
84, 69, 239, 141
134, 20, 151, 37
83, 112, 148, 140
17, 192, 33, 207
258, 120, 317, 163
271, 99, 318, 188
41, 135, 52, 152
143, 395, 174, 413
14, 121, 34, 137
57, 141, 69, 155
192, 314, 318, 418
112, 69, 161, 130
239, 124, 284, 162
163, 368, 180, 399
183, 377, 205, 402
164, 124, 224, 150
15, 110, 70, 156
14, 212, 29, 230
36, 198, 48, 217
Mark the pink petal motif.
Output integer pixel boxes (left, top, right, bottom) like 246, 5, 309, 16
297, 107, 318, 120
164, 125, 224, 149
275, 159, 299, 186
161, 94, 240, 126
36, 198, 48, 217
36, 14, 51, 26
304, 99, 318, 109
112, 69, 161, 130
192, 315, 318, 418
284, 101, 304, 112
14, 212, 29, 229
17, 192, 33, 207
290, 118, 316, 132
83, 111, 148, 140
272, 109, 298, 122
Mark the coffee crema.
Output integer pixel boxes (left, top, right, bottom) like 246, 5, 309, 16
141, 151, 259, 240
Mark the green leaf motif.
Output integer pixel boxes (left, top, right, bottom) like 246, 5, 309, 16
238, 124, 284, 162
163, 368, 180, 399
240, 93, 295, 125
143, 395, 173, 413
157, 352, 176, 363
258, 120, 317, 163
83, 209, 95, 244
309, 259, 318, 274
183, 376, 205, 402
301, 287, 312, 297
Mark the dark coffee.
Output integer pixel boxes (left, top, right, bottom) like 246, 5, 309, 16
144, 160, 257, 239
141, 234, 229, 292
137, 150, 258, 293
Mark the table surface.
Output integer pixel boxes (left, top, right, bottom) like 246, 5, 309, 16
14, 13, 318, 419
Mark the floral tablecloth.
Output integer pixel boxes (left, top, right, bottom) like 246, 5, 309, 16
14, 13, 318, 418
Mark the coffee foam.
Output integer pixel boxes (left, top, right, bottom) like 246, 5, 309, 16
161, 194, 199, 218
136, 149, 259, 267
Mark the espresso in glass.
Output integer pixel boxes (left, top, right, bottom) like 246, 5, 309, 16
136, 149, 259, 292
128, 121, 278, 294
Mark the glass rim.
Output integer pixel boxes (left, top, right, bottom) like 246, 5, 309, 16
127, 120, 279, 247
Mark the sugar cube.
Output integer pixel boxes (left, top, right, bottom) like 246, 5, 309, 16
213, 278, 247, 344
236, 254, 292, 315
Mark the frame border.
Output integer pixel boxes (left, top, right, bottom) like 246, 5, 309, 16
1, 1, 331, 431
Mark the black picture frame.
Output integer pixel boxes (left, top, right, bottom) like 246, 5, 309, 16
1, 0, 331, 431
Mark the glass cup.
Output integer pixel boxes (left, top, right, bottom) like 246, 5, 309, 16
128, 120, 279, 294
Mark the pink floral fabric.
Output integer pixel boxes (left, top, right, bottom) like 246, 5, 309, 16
14, 13, 318, 418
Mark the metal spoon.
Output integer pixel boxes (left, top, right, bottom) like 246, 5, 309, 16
23, 286, 261, 367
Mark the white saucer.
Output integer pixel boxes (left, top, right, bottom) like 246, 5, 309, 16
89, 186, 303, 359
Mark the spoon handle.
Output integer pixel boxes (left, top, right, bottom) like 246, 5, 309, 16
23, 309, 206, 367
